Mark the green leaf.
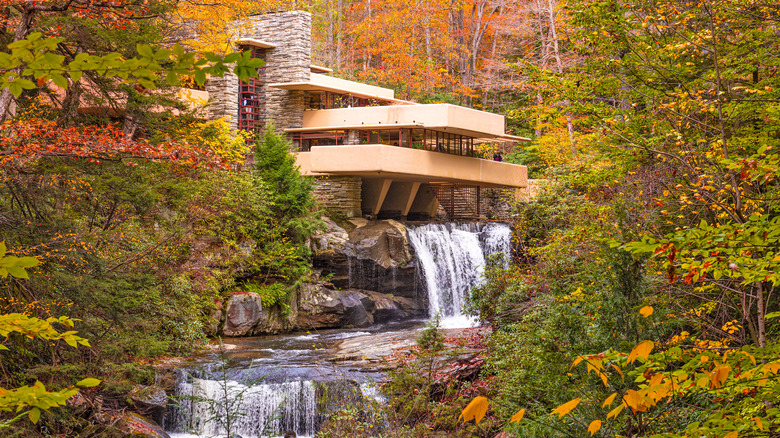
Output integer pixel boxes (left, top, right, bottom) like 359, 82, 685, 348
16, 257, 40, 268
28, 408, 40, 424
136, 44, 154, 58
5, 266, 29, 279
76, 378, 101, 388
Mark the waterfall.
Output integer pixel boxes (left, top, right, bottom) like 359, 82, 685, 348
166, 369, 381, 438
407, 222, 511, 328
166, 374, 319, 438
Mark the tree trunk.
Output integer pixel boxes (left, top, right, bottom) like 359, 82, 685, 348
547, 0, 575, 151
0, 6, 36, 123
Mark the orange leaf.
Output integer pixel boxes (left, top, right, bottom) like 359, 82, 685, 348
627, 340, 654, 364
551, 398, 581, 418
753, 416, 764, 431
509, 409, 525, 423
639, 306, 654, 317
588, 420, 602, 436
723, 432, 738, 438
711, 365, 730, 388
459, 396, 488, 424
602, 392, 617, 408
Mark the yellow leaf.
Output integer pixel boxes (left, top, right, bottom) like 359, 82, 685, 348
586, 359, 603, 375
598, 370, 608, 387
606, 403, 625, 419
459, 396, 488, 424
588, 420, 602, 436
639, 306, 654, 318
551, 398, 581, 418
602, 392, 617, 408
571, 356, 584, 369
627, 340, 654, 364
762, 363, 780, 374
623, 389, 650, 412
710, 365, 730, 388
509, 409, 525, 423
610, 364, 624, 379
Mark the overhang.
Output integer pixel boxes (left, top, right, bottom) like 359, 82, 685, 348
269, 73, 406, 103
310, 64, 333, 73
235, 38, 276, 49
285, 123, 424, 133
301, 104, 514, 140
295, 145, 527, 188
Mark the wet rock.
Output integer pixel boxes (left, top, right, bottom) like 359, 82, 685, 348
297, 283, 424, 330
347, 219, 412, 269
250, 292, 298, 335
223, 292, 263, 336
128, 384, 168, 425
312, 218, 420, 299
297, 284, 372, 329
363, 291, 422, 324
118, 412, 170, 438
311, 217, 349, 253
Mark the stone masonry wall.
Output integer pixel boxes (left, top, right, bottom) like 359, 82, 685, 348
245, 11, 311, 133
312, 176, 362, 218
206, 73, 240, 129
482, 187, 516, 220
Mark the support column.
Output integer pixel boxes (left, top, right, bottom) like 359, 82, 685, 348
372, 179, 393, 216
402, 182, 421, 217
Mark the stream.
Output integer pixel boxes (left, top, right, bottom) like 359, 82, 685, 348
163, 222, 511, 438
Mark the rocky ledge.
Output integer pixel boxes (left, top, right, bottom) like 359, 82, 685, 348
312, 217, 422, 300
211, 282, 424, 337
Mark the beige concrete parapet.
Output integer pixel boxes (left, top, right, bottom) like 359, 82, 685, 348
295, 145, 527, 188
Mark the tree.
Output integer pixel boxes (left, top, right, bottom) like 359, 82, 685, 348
254, 125, 321, 244
0, 243, 99, 427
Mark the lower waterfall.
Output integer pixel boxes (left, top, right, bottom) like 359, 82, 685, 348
166, 375, 319, 438
407, 222, 511, 328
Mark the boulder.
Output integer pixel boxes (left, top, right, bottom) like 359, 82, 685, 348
297, 283, 425, 330
346, 219, 412, 268
223, 292, 263, 336
312, 218, 420, 299
250, 292, 298, 335
128, 384, 168, 425
363, 290, 422, 324
118, 412, 171, 438
297, 284, 372, 329
311, 217, 349, 253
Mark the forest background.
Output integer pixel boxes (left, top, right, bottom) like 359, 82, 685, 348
1, 0, 779, 436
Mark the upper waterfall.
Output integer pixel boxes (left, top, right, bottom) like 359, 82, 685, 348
407, 222, 511, 328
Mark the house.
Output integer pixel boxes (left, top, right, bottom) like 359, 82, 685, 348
206, 11, 529, 219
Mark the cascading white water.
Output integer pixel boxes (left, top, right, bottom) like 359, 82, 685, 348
167, 375, 318, 438
407, 222, 511, 328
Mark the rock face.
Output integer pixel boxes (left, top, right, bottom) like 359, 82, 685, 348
209, 217, 427, 337
128, 384, 168, 426
221, 291, 298, 337
312, 218, 421, 300
118, 412, 171, 438
296, 282, 423, 330
223, 292, 264, 336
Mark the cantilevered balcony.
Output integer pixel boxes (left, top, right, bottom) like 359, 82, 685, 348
295, 145, 527, 188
